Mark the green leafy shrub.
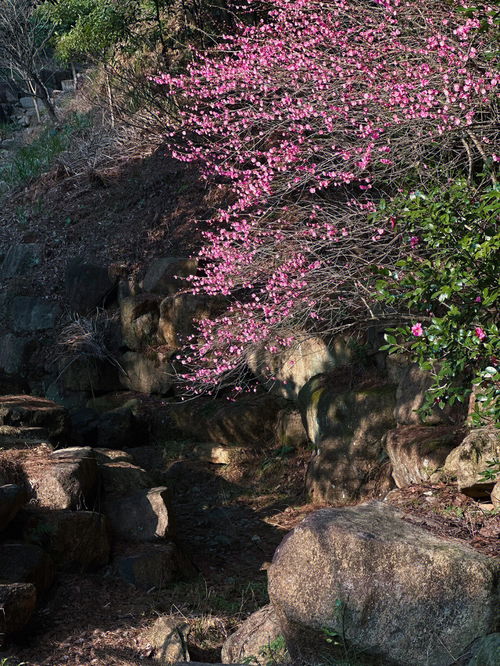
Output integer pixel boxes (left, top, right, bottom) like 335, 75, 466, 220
0, 112, 91, 189
375, 180, 499, 425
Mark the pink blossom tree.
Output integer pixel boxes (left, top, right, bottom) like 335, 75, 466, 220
155, 0, 499, 393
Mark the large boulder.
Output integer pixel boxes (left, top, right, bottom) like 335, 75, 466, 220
0, 395, 68, 439
394, 361, 467, 426
0, 583, 36, 639
142, 257, 198, 296
0, 543, 54, 593
443, 428, 500, 497
298, 374, 395, 446
386, 425, 465, 488
120, 293, 161, 350
58, 358, 122, 394
9, 296, 61, 333
275, 409, 309, 448
466, 634, 500, 666
0, 243, 43, 279
104, 487, 173, 542
119, 351, 174, 395
23, 509, 110, 570
65, 259, 115, 313
268, 503, 499, 666
221, 605, 284, 665
0, 484, 27, 531
247, 335, 353, 400
30, 447, 98, 510
300, 376, 396, 503
70, 406, 138, 449
170, 393, 287, 448
158, 292, 223, 349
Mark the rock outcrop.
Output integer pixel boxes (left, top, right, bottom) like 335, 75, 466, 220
300, 376, 396, 503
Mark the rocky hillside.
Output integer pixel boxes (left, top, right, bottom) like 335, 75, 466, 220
0, 7, 499, 663
0, 205, 498, 664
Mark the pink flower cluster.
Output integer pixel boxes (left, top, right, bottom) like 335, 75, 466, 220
155, 0, 498, 391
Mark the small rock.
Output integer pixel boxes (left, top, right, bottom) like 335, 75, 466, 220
0, 334, 35, 376
142, 616, 190, 663
0, 425, 50, 450
59, 357, 122, 394
95, 407, 137, 449
276, 409, 309, 448
491, 481, 500, 509
92, 448, 134, 464
192, 443, 251, 465
222, 605, 284, 665
0, 582, 36, 638
104, 487, 173, 542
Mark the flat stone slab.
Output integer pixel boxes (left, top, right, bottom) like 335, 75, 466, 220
0, 426, 51, 450
0, 395, 68, 438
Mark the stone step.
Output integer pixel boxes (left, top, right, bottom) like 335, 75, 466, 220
0, 425, 51, 449
0, 395, 68, 439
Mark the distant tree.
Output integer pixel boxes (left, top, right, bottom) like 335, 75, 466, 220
0, 0, 59, 121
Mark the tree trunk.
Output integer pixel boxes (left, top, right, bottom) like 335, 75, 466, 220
32, 73, 58, 123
